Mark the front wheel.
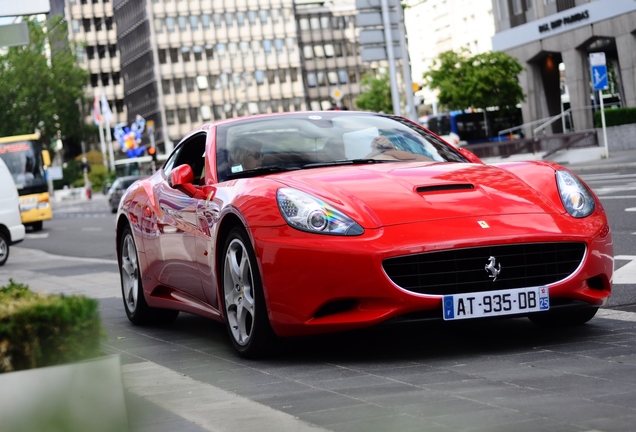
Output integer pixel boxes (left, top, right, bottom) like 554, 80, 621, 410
0, 232, 9, 266
221, 227, 276, 358
528, 307, 599, 327
119, 225, 179, 325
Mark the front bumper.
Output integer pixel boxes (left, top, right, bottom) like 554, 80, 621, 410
253, 213, 613, 337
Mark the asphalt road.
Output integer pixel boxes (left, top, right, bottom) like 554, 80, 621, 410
3, 164, 636, 432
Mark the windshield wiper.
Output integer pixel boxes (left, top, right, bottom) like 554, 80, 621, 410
302, 159, 393, 169
226, 165, 300, 179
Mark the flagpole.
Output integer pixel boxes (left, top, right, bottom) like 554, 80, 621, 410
106, 115, 115, 173
98, 120, 107, 170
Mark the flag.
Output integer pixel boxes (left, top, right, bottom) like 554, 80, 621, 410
93, 96, 101, 126
101, 91, 113, 126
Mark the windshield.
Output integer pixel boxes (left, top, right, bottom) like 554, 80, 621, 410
0, 140, 47, 194
216, 112, 467, 181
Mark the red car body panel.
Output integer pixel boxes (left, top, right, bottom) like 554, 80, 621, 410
116, 112, 613, 340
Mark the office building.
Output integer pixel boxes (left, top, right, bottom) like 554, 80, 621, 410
53, 0, 368, 156
491, 0, 636, 133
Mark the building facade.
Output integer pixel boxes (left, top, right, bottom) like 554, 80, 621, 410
55, 0, 368, 158
404, 0, 495, 114
491, 0, 636, 134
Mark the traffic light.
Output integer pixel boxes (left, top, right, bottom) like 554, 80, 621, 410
147, 146, 157, 163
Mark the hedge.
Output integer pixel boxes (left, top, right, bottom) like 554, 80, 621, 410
594, 107, 636, 127
0, 280, 105, 373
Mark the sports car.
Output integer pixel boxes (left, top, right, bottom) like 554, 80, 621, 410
115, 111, 613, 358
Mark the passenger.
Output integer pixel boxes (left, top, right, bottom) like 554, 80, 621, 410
365, 135, 432, 161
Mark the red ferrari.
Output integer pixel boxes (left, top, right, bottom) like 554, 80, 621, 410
116, 111, 613, 357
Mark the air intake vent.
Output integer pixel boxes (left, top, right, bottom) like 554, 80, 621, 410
383, 242, 586, 296
416, 184, 474, 193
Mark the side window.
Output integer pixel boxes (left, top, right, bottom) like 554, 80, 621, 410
162, 133, 207, 183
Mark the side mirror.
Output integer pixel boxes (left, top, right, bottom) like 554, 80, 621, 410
169, 164, 216, 200
458, 147, 483, 164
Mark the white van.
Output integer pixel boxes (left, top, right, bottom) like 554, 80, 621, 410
0, 157, 26, 266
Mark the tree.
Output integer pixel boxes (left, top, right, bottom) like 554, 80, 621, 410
424, 49, 525, 114
355, 72, 394, 114
0, 16, 91, 159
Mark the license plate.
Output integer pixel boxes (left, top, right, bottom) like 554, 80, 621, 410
443, 286, 549, 321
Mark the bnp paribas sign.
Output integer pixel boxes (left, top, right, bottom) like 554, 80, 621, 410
492, 0, 636, 52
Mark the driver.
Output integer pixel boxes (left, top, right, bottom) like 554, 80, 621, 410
365, 135, 432, 161
230, 137, 264, 171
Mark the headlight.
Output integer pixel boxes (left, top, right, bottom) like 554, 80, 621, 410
276, 188, 364, 236
556, 170, 595, 218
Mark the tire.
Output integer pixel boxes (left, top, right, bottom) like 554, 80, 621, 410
528, 307, 599, 327
0, 232, 9, 267
221, 226, 276, 358
30, 221, 43, 232
119, 225, 179, 325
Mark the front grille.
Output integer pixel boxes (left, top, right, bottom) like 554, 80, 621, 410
383, 242, 586, 296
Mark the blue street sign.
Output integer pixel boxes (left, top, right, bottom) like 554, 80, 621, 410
591, 64, 608, 91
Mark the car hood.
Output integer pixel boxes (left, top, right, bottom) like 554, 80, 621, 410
273, 162, 561, 228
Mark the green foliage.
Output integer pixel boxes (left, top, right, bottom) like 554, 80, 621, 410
594, 107, 636, 127
355, 72, 394, 114
0, 16, 90, 159
424, 50, 526, 112
0, 280, 105, 373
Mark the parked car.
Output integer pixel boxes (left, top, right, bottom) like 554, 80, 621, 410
0, 158, 26, 266
108, 175, 146, 213
115, 111, 613, 358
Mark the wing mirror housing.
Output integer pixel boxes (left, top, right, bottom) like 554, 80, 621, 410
169, 164, 216, 200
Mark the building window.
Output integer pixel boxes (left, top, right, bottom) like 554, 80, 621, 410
271, 9, 279, 23
307, 73, 317, 88
225, 12, 234, 27
190, 16, 199, 30
205, 44, 214, 59
200, 105, 212, 121
174, 78, 183, 94
94, 18, 102, 31
189, 107, 199, 122
263, 39, 272, 55
290, 68, 298, 82
299, 18, 309, 30
166, 110, 175, 125
201, 14, 211, 29
266, 70, 276, 84
328, 71, 338, 85
278, 69, 287, 83
166, 17, 175, 32
178, 16, 187, 31
274, 38, 283, 53
82, 18, 91, 32
248, 10, 256, 25
338, 69, 347, 84
310, 101, 321, 111
162, 79, 171, 94
185, 77, 195, 92
71, 20, 80, 33
316, 72, 325, 86
303, 45, 313, 60
217, 43, 226, 58
237, 12, 245, 26
252, 40, 261, 54
169, 48, 179, 63
154, 18, 163, 33
310, 17, 320, 30
181, 46, 191, 62
105, 17, 113, 30
197, 75, 209, 90
248, 102, 259, 115
314, 45, 325, 58
228, 42, 237, 59
255, 70, 264, 85
240, 41, 249, 57
324, 44, 335, 58
320, 17, 330, 29
193, 46, 203, 61
112, 72, 120, 85
259, 10, 268, 24
177, 108, 187, 124
213, 14, 222, 27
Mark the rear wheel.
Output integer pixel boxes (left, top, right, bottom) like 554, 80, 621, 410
221, 227, 276, 358
119, 225, 179, 324
0, 232, 9, 266
528, 307, 599, 327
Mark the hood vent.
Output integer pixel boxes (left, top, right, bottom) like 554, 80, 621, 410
416, 184, 474, 194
